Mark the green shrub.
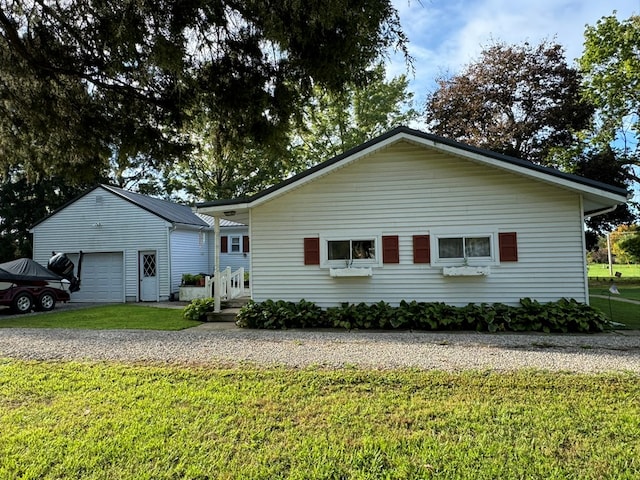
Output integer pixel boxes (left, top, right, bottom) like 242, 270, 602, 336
183, 298, 217, 321
235, 299, 324, 329
236, 298, 610, 333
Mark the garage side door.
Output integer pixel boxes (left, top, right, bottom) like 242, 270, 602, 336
70, 252, 124, 303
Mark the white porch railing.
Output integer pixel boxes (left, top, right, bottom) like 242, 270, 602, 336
208, 267, 245, 301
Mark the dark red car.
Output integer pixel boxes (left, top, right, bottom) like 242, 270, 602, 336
0, 258, 72, 313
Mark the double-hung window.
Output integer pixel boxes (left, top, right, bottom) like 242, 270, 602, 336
230, 235, 241, 253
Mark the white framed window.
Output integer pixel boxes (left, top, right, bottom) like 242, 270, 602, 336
230, 235, 241, 253
431, 231, 497, 265
320, 235, 381, 267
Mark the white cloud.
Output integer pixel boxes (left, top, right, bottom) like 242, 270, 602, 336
389, 0, 640, 98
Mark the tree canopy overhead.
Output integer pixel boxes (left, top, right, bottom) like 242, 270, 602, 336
168, 63, 419, 202
0, 0, 408, 178
292, 63, 419, 169
425, 40, 592, 166
580, 13, 640, 153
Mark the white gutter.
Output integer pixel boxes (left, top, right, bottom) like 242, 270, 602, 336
584, 205, 618, 218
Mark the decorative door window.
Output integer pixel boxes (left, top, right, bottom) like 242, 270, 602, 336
143, 254, 156, 277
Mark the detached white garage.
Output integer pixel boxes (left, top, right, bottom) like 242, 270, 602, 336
30, 185, 213, 303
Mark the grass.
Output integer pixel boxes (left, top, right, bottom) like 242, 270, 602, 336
1, 360, 639, 479
588, 277, 640, 329
590, 296, 640, 329
588, 263, 640, 278
590, 282, 640, 302
0, 305, 200, 330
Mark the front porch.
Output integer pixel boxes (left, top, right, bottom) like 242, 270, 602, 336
179, 267, 247, 304
194, 207, 252, 313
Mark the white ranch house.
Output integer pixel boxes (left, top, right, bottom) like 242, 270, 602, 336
197, 127, 628, 311
31, 185, 248, 302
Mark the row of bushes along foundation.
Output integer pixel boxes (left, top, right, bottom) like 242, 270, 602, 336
230, 298, 609, 333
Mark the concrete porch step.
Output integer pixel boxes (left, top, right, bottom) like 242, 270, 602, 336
221, 296, 252, 309
206, 308, 241, 323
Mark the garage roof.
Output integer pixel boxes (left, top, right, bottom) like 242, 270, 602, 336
102, 185, 209, 227
31, 185, 209, 229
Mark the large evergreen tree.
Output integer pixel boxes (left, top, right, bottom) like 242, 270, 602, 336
0, 0, 410, 256
0, 0, 408, 180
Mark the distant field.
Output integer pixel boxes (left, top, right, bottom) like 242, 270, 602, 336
588, 263, 640, 278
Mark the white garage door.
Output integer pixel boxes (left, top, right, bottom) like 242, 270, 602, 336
70, 252, 124, 303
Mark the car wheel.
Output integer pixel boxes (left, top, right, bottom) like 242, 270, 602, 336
12, 292, 34, 314
37, 292, 56, 312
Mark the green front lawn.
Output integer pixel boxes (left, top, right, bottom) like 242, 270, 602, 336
1, 360, 639, 479
0, 305, 200, 330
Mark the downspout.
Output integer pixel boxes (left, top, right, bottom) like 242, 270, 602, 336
579, 196, 589, 305
583, 204, 620, 295
168, 224, 176, 301
248, 208, 253, 299
214, 215, 221, 313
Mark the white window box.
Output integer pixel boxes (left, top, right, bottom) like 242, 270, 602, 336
329, 267, 373, 277
442, 266, 491, 277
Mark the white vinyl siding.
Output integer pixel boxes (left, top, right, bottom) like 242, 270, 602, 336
250, 140, 587, 307
32, 187, 172, 302
215, 226, 251, 273
170, 228, 212, 295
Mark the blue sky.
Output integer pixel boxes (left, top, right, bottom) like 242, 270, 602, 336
388, 0, 640, 103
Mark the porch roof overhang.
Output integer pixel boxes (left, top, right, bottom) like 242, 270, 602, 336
195, 127, 629, 220
196, 202, 251, 225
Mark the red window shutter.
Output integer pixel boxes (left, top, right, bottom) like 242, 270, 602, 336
499, 232, 518, 262
382, 235, 400, 264
220, 236, 228, 253
243, 236, 250, 253
304, 237, 320, 265
413, 235, 431, 263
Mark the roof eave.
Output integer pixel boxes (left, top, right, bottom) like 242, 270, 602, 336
197, 126, 630, 213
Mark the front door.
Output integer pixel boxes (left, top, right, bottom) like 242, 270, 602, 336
139, 251, 157, 301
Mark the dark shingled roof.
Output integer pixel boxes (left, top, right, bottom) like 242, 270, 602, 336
101, 185, 209, 227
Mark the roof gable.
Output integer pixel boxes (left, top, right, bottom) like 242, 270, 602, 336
197, 127, 629, 216
32, 185, 209, 229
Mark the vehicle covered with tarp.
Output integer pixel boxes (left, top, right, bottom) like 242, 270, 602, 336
0, 254, 79, 313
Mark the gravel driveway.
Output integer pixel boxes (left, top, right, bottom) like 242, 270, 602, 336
1, 324, 639, 373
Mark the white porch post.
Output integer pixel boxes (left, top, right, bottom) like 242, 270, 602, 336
213, 215, 221, 313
